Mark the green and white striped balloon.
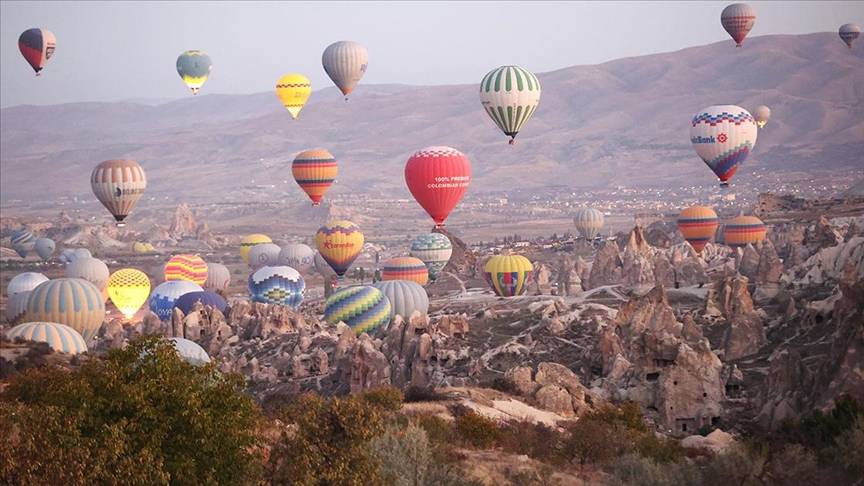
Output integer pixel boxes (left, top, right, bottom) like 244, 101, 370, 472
479, 65, 541, 144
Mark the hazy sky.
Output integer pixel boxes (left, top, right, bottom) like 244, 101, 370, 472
1, 1, 861, 107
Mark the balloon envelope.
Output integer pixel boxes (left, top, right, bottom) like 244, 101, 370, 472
6, 292, 31, 324
275, 74, 312, 119
148, 281, 203, 321
25, 278, 106, 342
66, 257, 110, 291
176, 50, 212, 94
173, 291, 227, 315
11, 229, 35, 258
248, 266, 305, 308
18, 28, 56, 75
382, 257, 429, 286
164, 254, 208, 286
293, 149, 338, 206
484, 255, 534, 297
204, 262, 231, 292
8, 272, 48, 296
404, 146, 471, 227
479, 65, 542, 143
91, 159, 147, 225
573, 208, 605, 240
372, 280, 429, 320
677, 206, 719, 254
280, 243, 315, 273
168, 337, 210, 366
107, 268, 151, 319
840, 23, 861, 48
324, 285, 391, 335
724, 216, 767, 247
410, 233, 452, 281
34, 238, 55, 260
721, 3, 756, 47
753, 105, 771, 128
322, 41, 368, 97
315, 221, 364, 277
248, 243, 282, 270
690, 105, 758, 185
6, 322, 87, 355
240, 234, 272, 264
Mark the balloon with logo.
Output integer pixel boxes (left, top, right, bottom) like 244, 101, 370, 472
690, 105, 758, 186
66, 257, 110, 292
107, 268, 151, 319
677, 206, 719, 254
322, 41, 369, 99
404, 146, 472, 228
721, 3, 756, 47
753, 105, 771, 128
324, 285, 391, 335
484, 255, 534, 297
249, 266, 305, 309
164, 254, 208, 286
840, 24, 861, 49
10, 229, 36, 258
293, 149, 338, 206
6, 322, 87, 355
479, 65, 541, 144
315, 220, 364, 277
314, 251, 337, 279
573, 207, 605, 240
372, 280, 429, 321
275, 73, 312, 119
248, 243, 282, 270
724, 215, 767, 248
18, 28, 56, 75
280, 243, 315, 273
240, 234, 272, 264
410, 233, 452, 281
176, 50, 212, 94
204, 262, 231, 292
382, 257, 429, 286
91, 159, 147, 226
25, 278, 106, 341
34, 238, 55, 261
148, 280, 203, 321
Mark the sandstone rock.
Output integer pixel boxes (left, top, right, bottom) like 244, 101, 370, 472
738, 244, 761, 280
587, 241, 623, 289
535, 384, 574, 416
504, 366, 537, 396
169, 203, 198, 240
530, 263, 553, 295
535, 362, 583, 397
681, 429, 734, 453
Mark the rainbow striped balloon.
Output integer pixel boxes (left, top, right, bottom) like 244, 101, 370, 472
164, 254, 208, 286
6, 322, 88, 355
724, 216, 767, 247
25, 278, 106, 341
484, 255, 534, 297
677, 206, 719, 254
293, 149, 338, 206
382, 256, 429, 286
324, 285, 391, 335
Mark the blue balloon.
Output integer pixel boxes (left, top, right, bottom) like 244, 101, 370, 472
248, 266, 305, 309
173, 291, 227, 315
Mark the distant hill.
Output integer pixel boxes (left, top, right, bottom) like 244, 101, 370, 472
1, 33, 862, 204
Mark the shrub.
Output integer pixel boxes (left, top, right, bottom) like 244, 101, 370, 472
700, 443, 768, 486
608, 453, 702, 486
834, 417, 864, 475
497, 420, 566, 465
504, 464, 561, 486
766, 444, 819, 485
404, 385, 448, 402
0, 336, 262, 485
635, 433, 686, 464
362, 386, 404, 412
453, 410, 500, 449
371, 423, 431, 486
417, 415, 454, 445
562, 414, 634, 467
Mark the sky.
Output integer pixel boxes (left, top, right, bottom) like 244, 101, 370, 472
1, 1, 861, 107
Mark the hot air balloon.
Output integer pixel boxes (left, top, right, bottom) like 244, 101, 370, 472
7, 272, 48, 296
168, 337, 210, 366
293, 149, 338, 206
573, 208, 605, 240
324, 285, 391, 335
677, 206, 719, 254
724, 215, 767, 248
34, 237, 55, 261
484, 255, 534, 297
279, 243, 315, 273
322, 41, 368, 99
204, 262, 231, 292
148, 281, 203, 321
58, 248, 92, 265
248, 243, 282, 270
91, 159, 147, 226
753, 105, 771, 128
176, 50, 212, 94
173, 291, 227, 315
66, 257, 110, 291
372, 280, 429, 321
6, 292, 31, 324
249, 266, 306, 308
410, 233, 452, 282
6, 322, 87, 355
132, 241, 155, 254
314, 251, 337, 279
404, 147, 472, 227
479, 65, 542, 144
10, 229, 35, 258
240, 234, 272, 264
690, 105, 758, 186
18, 28, 56, 75
721, 3, 756, 47
107, 268, 151, 319
275, 73, 312, 119
25, 278, 106, 342
315, 221, 364, 277
164, 254, 208, 286
382, 257, 429, 286
840, 23, 861, 49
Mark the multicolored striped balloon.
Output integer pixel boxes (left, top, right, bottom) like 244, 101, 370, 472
25, 278, 106, 342
148, 281, 203, 321
315, 220, 364, 277
479, 65, 541, 144
204, 262, 231, 292
249, 266, 305, 308
484, 255, 534, 297
293, 149, 338, 206
677, 206, 719, 254
721, 3, 756, 47
18, 28, 56, 75
176, 50, 212, 95
372, 280, 429, 320
275, 73, 312, 119
724, 216, 767, 247
6, 322, 87, 355
164, 254, 208, 286
690, 105, 758, 185
382, 256, 429, 286
324, 286, 391, 335
107, 268, 151, 319
90, 159, 147, 226
240, 234, 272, 264
573, 207, 605, 240
322, 41, 368, 98
410, 233, 452, 281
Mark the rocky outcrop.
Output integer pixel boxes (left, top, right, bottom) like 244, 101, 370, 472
169, 203, 198, 240
706, 275, 766, 360
587, 241, 623, 289
556, 256, 583, 297
529, 263, 552, 295
504, 362, 597, 417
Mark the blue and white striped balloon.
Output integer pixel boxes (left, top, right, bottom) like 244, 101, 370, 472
6, 321, 88, 354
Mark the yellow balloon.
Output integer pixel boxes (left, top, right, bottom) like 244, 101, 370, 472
240, 234, 272, 264
107, 269, 151, 319
484, 255, 534, 297
275, 73, 312, 119
315, 220, 364, 277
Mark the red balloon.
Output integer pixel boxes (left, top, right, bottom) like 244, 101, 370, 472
404, 146, 472, 227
